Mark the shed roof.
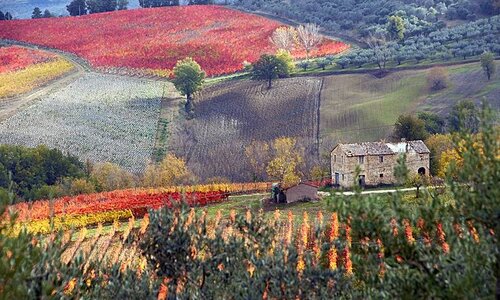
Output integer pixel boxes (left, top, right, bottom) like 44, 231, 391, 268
283, 182, 319, 191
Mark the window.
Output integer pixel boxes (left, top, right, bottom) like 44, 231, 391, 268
358, 156, 364, 164
379, 155, 384, 163
334, 155, 337, 163
380, 174, 384, 178
342, 174, 345, 181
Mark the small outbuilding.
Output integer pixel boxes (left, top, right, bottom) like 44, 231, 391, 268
283, 182, 319, 203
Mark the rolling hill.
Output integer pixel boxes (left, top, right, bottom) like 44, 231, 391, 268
0, 5, 348, 76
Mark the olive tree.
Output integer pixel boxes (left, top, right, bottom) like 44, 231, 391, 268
480, 51, 496, 80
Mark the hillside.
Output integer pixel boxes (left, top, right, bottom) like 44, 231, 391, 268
0, 5, 348, 76
168, 62, 499, 182
319, 62, 500, 151
170, 77, 322, 181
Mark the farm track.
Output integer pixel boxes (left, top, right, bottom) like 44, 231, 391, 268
293, 57, 500, 78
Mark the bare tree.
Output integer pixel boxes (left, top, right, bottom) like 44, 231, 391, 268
366, 33, 393, 71
270, 27, 297, 51
296, 23, 322, 60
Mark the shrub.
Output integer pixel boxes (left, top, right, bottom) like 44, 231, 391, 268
427, 67, 449, 91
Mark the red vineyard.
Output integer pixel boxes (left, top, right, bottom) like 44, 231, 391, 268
0, 6, 349, 76
0, 46, 57, 73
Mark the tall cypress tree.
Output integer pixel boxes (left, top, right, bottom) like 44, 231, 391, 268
66, 0, 87, 16
32, 7, 43, 19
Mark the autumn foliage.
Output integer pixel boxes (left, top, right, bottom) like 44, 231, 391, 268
0, 6, 349, 76
0, 46, 56, 73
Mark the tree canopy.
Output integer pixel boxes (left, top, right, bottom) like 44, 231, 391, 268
448, 100, 480, 133
251, 54, 290, 89
67, 0, 87, 16
393, 114, 428, 141
32, 7, 42, 19
172, 57, 206, 113
480, 51, 496, 80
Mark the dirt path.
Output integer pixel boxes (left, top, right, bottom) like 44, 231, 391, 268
0, 68, 84, 122
0, 39, 94, 122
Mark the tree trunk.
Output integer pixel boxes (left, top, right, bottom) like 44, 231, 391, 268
268, 77, 272, 89
185, 94, 193, 113
416, 186, 420, 198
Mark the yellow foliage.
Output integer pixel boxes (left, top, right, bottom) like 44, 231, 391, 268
0, 58, 74, 98
438, 148, 461, 178
13, 209, 133, 235
266, 137, 303, 186
91, 162, 136, 191
276, 49, 295, 72
143, 154, 192, 187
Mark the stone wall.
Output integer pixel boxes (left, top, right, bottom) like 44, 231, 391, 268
331, 147, 430, 188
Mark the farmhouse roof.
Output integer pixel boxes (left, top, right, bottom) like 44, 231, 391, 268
332, 140, 430, 156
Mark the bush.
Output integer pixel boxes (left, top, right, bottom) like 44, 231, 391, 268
427, 67, 449, 91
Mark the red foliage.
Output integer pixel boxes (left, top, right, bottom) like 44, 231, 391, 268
0, 46, 56, 73
0, 6, 349, 76
11, 190, 229, 221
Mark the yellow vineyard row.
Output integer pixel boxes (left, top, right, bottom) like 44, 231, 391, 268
12, 209, 133, 235
0, 58, 75, 98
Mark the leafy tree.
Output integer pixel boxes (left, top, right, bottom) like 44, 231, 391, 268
387, 15, 405, 40
310, 165, 329, 181
90, 162, 135, 191
66, 0, 87, 16
0, 144, 85, 201
427, 67, 449, 91
189, 0, 214, 4
297, 61, 310, 71
480, 51, 496, 80
117, 0, 129, 10
43, 9, 53, 18
337, 57, 350, 69
266, 137, 303, 186
393, 114, 429, 141
139, 0, 179, 7
251, 54, 289, 89
244, 141, 270, 181
275, 49, 295, 73
87, 0, 117, 13
172, 57, 205, 113
417, 111, 445, 134
448, 100, 479, 133
143, 154, 193, 187
316, 58, 330, 70
425, 134, 453, 176
4, 12, 13, 20
406, 173, 430, 198
32, 7, 42, 19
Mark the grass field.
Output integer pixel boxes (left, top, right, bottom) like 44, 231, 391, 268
319, 62, 500, 153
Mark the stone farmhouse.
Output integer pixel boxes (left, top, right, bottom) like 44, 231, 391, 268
330, 140, 430, 188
